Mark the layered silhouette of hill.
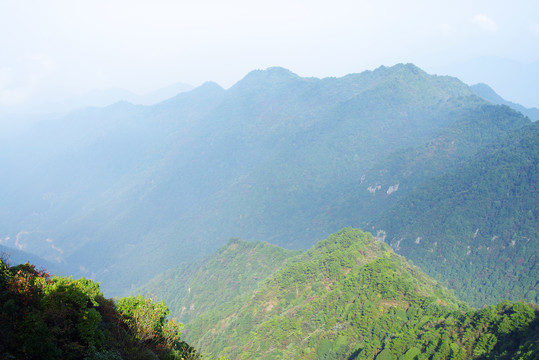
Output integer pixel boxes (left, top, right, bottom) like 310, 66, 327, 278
471, 83, 539, 121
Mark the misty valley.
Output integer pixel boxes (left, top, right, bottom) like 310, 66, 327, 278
1, 64, 537, 360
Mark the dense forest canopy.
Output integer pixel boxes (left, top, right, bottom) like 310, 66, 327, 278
371, 121, 538, 306
180, 228, 538, 360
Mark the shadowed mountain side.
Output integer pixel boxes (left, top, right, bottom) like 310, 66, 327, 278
371, 121, 539, 306
0, 244, 72, 277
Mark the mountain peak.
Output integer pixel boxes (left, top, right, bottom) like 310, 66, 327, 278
231, 66, 301, 91
191, 81, 224, 94
157, 80, 224, 107
373, 63, 426, 76
470, 82, 503, 101
471, 82, 539, 120
249, 66, 299, 79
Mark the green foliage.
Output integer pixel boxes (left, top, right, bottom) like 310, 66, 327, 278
400, 347, 420, 360
136, 238, 300, 322
0, 259, 201, 360
176, 228, 538, 360
77, 307, 103, 346
116, 295, 181, 347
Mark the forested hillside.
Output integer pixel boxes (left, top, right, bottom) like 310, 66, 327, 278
181, 228, 538, 360
3, 64, 533, 297
4, 231, 537, 360
371, 121, 538, 306
326, 102, 530, 229
137, 238, 301, 323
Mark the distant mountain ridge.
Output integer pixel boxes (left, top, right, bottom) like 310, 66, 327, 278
431, 56, 539, 109
0, 244, 68, 276
0, 82, 194, 117
0, 63, 534, 301
470, 83, 539, 121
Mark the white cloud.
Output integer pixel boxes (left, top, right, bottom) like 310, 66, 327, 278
0, 68, 35, 106
471, 14, 498, 32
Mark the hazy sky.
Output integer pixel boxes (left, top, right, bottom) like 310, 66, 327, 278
1, 0, 538, 109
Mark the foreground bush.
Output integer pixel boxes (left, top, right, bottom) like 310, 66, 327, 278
0, 259, 201, 360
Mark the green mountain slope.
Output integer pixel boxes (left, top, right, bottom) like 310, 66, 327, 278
371, 121, 539, 306
136, 238, 301, 323
181, 228, 538, 360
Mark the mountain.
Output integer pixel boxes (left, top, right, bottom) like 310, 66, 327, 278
470, 83, 539, 121
0, 64, 533, 296
0, 83, 227, 290
180, 228, 538, 360
371, 121, 539, 306
430, 56, 539, 109
0, 82, 194, 117
139, 104, 536, 314
2, 62, 538, 358
136, 238, 301, 323
135, 82, 194, 105
3, 231, 537, 360
324, 102, 530, 232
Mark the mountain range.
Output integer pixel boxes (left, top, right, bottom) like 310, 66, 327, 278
0, 82, 194, 118
0, 64, 536, 307
2, 62, 538, 359
370, 121, 538, 306
470, 83, 539, 121
429, 56, 539, 109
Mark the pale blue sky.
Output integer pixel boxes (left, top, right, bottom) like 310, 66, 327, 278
1, 0, 538, 109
